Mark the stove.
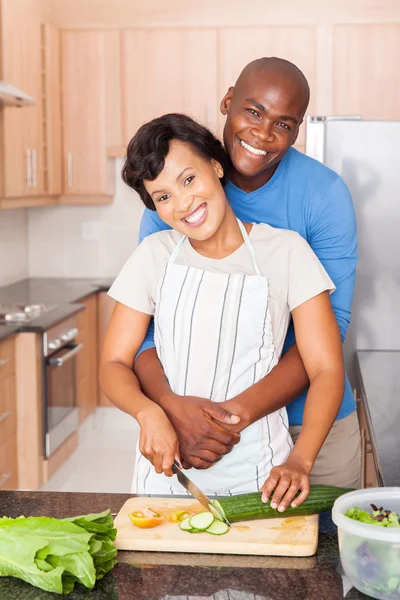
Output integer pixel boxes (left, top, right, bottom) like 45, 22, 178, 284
0, 303, 57, 324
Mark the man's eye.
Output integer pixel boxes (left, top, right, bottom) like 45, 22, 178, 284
158, 194, 170, 202
184, 175, 195, 186
246, 108, 259, 118
278, 122, 291, 131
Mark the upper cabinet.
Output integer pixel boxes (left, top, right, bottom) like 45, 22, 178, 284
60, 30, 115, 203
121, 28, 218, 145
0, 0, 61, 207
333, 25, 400, 119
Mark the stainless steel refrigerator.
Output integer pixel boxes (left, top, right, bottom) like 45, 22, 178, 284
305, 116, 400, 387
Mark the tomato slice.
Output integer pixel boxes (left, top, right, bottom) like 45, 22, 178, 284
170, 510, 193, 523
129, 508, 165, 529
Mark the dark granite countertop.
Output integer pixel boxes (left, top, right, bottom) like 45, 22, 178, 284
0, 278, 114, 341
356, 350, 400, 487
0, 491, 368, 599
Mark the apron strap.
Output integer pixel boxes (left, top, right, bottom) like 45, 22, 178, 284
236, 219, 262, 276
168, 220, 262, 276
168, 234, 186, 264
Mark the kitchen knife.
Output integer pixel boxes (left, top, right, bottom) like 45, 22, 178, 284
172, 460, 231, 526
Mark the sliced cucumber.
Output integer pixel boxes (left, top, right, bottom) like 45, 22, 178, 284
188, 512, 214, 531
206, 519, 229, 536
179, 515, 195, 532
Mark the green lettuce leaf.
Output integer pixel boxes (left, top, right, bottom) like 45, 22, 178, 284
0, 510, 117, 595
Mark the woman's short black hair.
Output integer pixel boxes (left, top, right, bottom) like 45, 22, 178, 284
122, 113, 231, 211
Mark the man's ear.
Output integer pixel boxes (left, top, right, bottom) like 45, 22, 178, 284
220, 86, 234, 116
212, 159, 224, 179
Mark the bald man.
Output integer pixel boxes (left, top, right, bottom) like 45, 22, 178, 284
132, 57, 360, 490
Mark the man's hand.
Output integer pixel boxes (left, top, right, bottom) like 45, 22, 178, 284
161, 393, 241, 469
137, 405, 180, 477
260, 455, 311, 513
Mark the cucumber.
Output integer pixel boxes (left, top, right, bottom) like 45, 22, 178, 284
188, 512, 215, 531
214, 484, 353, 523
206, 519, 229, 536
179, 515, 195, 532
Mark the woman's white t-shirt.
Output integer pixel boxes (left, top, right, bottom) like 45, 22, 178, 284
109, 223, 335, 360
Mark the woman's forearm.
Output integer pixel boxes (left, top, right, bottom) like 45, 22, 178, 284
288, 367, 345, 471
100, 360, 162, 422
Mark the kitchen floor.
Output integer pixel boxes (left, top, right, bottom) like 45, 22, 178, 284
40, 407, 140, 493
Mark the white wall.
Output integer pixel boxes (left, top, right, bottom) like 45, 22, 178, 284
28, 159, 144, 279
0, 210, 29, 286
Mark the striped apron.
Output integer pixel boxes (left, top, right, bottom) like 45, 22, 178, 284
133, 220, 292, 495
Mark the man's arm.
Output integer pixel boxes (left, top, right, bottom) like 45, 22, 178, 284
224, 176, 357, 428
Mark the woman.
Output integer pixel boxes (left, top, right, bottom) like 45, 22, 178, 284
100, 114, 344, 510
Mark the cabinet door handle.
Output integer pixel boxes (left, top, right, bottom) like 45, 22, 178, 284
32, 148, 37, 188
0, 473, 11, 488
67, 152, 73, 188
26, 148, 32, 187
0, 358, 10, 368
0, 411, 11, 424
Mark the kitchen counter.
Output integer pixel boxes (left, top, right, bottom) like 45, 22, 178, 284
356, 350, 400, 487
0, 490, 368, 599
0, 277, 114, 340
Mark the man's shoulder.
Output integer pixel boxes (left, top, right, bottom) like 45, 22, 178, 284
287, 148, 340, 187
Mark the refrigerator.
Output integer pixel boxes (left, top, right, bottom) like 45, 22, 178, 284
305, 116, 400, 387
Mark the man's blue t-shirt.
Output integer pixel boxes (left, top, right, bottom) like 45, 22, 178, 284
137, 148, 358, 426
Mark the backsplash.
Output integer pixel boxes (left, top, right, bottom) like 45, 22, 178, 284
0, 210, 29, 286
28, 159, 144, 279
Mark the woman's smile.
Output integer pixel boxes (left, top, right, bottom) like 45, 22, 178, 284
181, 202, 208, 228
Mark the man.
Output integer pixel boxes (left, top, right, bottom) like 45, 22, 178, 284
133, 57, 360, 490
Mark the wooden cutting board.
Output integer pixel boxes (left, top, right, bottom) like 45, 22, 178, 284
114, 497, 319, 557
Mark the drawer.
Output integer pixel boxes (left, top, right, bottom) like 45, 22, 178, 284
0, 336, 15, 381
0, 434, 18, 490
0, 374, 17, 445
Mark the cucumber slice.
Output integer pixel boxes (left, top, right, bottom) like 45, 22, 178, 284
206, 519, 229, 536
179, 516, 195, 532
188, 512, 214, 531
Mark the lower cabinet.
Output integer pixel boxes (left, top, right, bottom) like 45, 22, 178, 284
0, 336, 18, 489
76, 294, 99, 423
356, 391, 379, 488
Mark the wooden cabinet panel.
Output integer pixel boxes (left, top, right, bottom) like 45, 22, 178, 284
0, 336, 17, 490
121, 28, 218, 143
43, 23, 62, 196
76, 294, 98, 422
217, 27, 317, 147
0, 0, 47, 200
97, 291, 115, 407
333, 25, 400, 119
61, 30, 114, 198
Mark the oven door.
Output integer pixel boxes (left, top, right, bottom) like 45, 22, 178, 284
45, 342, 83, 457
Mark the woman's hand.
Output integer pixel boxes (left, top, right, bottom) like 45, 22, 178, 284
261, 455, 311, 512
137, 405, 180, 477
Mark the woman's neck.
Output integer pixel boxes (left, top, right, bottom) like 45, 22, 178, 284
189, 203, 251, 259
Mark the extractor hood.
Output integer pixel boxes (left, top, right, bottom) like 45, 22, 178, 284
0, 81, 35, 107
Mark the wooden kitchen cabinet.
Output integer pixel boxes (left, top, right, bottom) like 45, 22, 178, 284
60, 30, 115, 203
97, 291, 115, 407
333, 25, 400, 120
0, 336, 18, 490
76, 294, 99, 423
0, 0, 60, 208
356, 391, 379, 488
121, 28, 218, 144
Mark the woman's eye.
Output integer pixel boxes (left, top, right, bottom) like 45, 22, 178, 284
184, 175, 195, 187
246, 108, 259, 118
158, 194, 170, 202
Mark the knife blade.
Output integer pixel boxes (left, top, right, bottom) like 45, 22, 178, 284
172, 460, 231, 526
